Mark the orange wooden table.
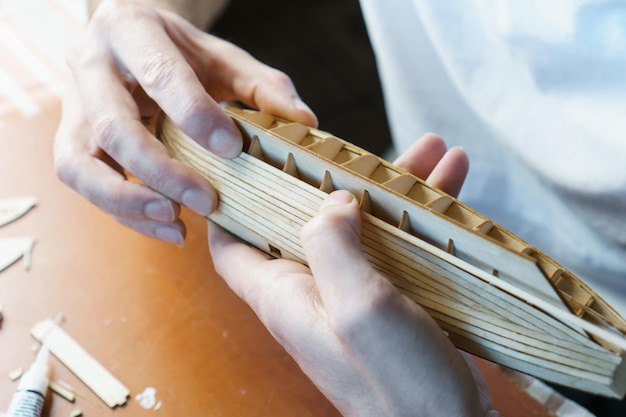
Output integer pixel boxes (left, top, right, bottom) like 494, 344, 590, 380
0, 102, 558, 416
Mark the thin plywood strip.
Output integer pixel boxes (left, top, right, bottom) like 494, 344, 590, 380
31, 319, 129, 408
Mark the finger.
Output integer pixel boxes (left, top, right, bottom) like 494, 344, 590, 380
68, 45, 218, 217
208, 222, 311, 312
425, 146, 469, 197
393, 133, 447, 179
301, 194, 483, 415
187, 32, 318, 127
208, 222, 329, 348
394, 133, 469, 197
114, 216, 185, 245
96, 2, 243, 158
300, 191, 395, 318
241, 66, 319, 128
54, 89, 180, 226
208, 222, 374, 410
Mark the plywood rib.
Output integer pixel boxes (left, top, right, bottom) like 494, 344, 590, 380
159, 108, 626, 398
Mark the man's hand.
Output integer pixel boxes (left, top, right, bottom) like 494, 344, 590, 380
209, 134, 496, 416
54, 0, 316, 243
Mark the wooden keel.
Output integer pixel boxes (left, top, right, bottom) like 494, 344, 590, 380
158, 108, 626, 398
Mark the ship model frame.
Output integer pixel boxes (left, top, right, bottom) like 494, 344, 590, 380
159, 107, 626, 398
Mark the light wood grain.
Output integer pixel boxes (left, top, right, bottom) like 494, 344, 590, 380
31, 319, 129, 408
159, 107, 626, 398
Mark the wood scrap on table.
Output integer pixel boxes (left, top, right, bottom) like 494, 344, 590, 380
0, 197, 36, 228
50, 379, 76, 402
7, 367, 23, 381
31, 318, 130, 408
159, 107, 626, 398
0, 237, 34, 273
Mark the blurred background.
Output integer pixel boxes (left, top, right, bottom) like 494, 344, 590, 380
212, 0, 392, 156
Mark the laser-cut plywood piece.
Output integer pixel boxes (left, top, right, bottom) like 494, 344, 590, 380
50, 380, 76, 402
159, 107, 626, 398
31, 319, 129, 408
0, 197, 37, 228
0, 237, 34, 273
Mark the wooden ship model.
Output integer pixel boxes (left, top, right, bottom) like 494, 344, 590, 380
158, 107, 626, 398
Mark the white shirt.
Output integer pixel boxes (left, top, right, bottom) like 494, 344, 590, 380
360, 0, 626, 313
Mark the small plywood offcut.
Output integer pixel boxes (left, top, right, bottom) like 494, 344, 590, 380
31, 319, 129, 408
7, 367, 23, 381
0, 196, 37, 228
50, 380, 76, 402
0, 237, 34, 273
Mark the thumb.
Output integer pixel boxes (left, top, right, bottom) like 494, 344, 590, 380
301, 190, 378, 311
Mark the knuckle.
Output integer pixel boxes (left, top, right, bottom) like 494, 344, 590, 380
331, 279, 397, 342
104, 186, 134, 217
140, 52, 178, 91
53, 153, 76, 187
65, 36, 100, 73
266, 68, 293, 87
302, 211, 349, 247
143, 166, 172, 192
91, 115, 121, 155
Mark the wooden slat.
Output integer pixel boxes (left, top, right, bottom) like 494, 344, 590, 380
159, 109, 626, 397
31, 319, 129, 408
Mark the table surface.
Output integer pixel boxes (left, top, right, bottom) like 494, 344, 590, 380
0, 102, 558, 416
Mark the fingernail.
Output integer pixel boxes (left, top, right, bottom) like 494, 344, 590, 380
144, 200, 175, 222
321, 190, 355, 209
155, 226, 184, 245
207, 127, 242, 158
182, 189, 214, 216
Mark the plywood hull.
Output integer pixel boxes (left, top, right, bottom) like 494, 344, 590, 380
159, 108, 626, 397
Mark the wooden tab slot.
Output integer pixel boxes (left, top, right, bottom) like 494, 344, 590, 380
306, 136, 345, 160
230, 109, 276, 128
398, 211, 411, 233
342, 154, 381, 178
298, 133, 319, 147
270, 123, 310, 144
474, 220, 494, 234
405, 182, 442, 205
426, 195, 454, 213
369, 164, 401, 184
320, 170, 335, 193
553, 274, 594, 307
383, 175, 418, 196
486, 227, 528, 253
359, 189, 373, 214
551, 268, 565, 282
283, 153, 300, 178
247, 136, 266, 160
443, 202, 485, 229
332, 148, 361, 164
535, 255, 566, 284
520, 246, 534, 255
446, 239, 456, 255
268, 244, 282, 258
